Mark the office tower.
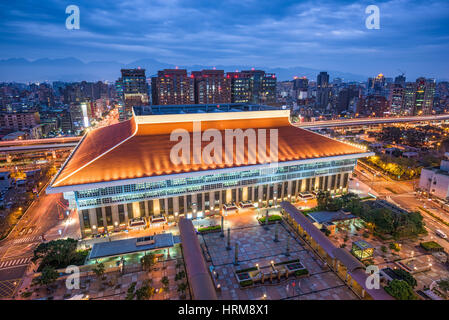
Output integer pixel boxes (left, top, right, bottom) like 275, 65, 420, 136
117, 68, 149, 120
403, 82, 417, 115
69, 102, 93, 133
191, 70, 231, 104
368, 73, 386, 95
394, 74, 406, 87
151, 69, 194, 105
388, 84, 405, 115
337, 87, 359, 114
292, 77, 308, 101
316, 72, 330, 108
414, 77, 436, 115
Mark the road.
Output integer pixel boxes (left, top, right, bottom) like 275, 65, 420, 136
0, 108, 115, 299
351, 164, 449, 252
0, 183, 79, 299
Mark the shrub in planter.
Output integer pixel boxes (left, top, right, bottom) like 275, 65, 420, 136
294, 269, 309, 277
198, 225, 222, 233
239, 279, 254, 287
420, 241, 443, 252
258, 215, 282, 224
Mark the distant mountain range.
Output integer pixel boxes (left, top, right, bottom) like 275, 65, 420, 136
0, 57, 370, 83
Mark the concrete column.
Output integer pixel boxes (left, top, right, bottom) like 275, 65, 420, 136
144, 201, 149, 218
226, 189, 232, 203
112, 205, 119, 230
101, 207, 107, 228
173, 196, 180, 216
123, 204, 129, 225
150, 199, 161, 216
77, 209, 86, 238
89, 208, 98, 234
242, 187, 248, 201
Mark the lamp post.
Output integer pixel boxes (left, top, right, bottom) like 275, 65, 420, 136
226, 228, 231, 250
264, 210, 269, 230
285, 237, 290, 257
274, 221, 279, 242
220, 215, 224, 238
234, 243, 239, 266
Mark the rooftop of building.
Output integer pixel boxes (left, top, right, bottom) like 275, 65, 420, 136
307, 210, 358, 225
48, 110, 369, 191
133, 103, 279, 116
88, 233, 179, 260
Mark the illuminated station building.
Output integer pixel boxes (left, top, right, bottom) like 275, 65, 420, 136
47, 110, 372, 238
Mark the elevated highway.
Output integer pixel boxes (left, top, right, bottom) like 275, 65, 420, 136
294, 114, 449, 129
0, 137, 81, 154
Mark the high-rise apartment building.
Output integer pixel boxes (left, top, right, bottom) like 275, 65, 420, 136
226, 70, 276, 105
191, 70, 231, 104
316, 72, 330, 108
151, 69, 194, 105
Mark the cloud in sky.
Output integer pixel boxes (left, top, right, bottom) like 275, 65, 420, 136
0, 0, 448, 79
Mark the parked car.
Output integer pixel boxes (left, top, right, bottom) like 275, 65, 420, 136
436, 229, 448, 239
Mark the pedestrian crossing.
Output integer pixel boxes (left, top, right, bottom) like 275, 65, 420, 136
0, 257, 31, 269
12, 236, 41, 244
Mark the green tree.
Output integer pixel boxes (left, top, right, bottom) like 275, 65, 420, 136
140, 253, 156, 272
126, 282, 137, 300
177, 282, 188, 295
385, 279, 416, 300
93, 262, 105, 280
32, 238, 85, 271
161, 276, 169, 290
33, 266, 59, 287
393, 269, 417, 288
135, 280, 155, 300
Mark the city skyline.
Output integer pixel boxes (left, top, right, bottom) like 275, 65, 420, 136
0, 0, 449, 82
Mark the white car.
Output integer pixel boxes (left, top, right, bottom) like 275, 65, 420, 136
436, 229, 447, 239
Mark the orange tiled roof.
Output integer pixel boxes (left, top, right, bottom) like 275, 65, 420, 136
51, 112, 365, 188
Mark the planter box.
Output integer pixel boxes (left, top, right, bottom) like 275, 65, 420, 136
198, 226, 222, 234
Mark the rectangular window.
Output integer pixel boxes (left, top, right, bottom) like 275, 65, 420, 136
186, 194, 192, 212
204, 192, 210, 207
82, 209, 90, 229
118, 205, 125, 224
283, 182, 288, 198
147, 200, 154, 216
178, 196, 185, 214
214, 191, 220, 205
96, 207, 104, 227
139, 201, 146, 217
105, 206, 113, 226
127, 203, 133, 219
159, 199, 166, 215
197, 193, 203, 211
168, 198, 174, 215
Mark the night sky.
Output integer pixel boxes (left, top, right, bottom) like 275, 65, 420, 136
0, 0, 448, 80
